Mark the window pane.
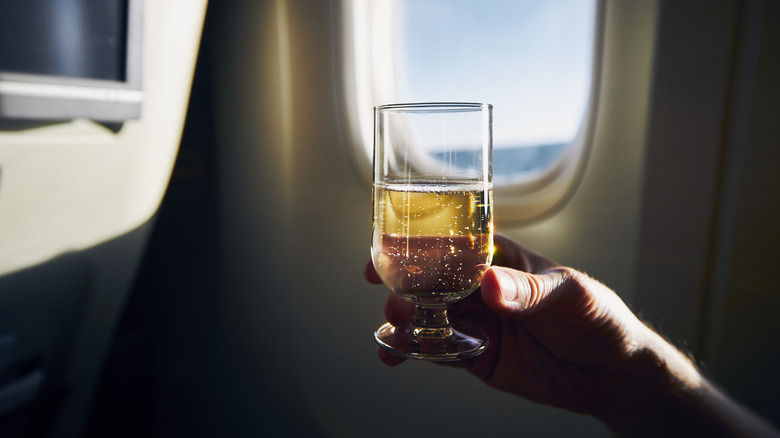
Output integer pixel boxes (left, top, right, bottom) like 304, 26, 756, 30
390, 0, 596, 183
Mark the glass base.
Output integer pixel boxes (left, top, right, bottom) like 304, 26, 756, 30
374, 321, 488, 362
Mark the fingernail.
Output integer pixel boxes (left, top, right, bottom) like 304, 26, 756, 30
494, 267, 517, 302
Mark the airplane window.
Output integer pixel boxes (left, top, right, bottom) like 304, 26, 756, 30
343, 0, 602, 221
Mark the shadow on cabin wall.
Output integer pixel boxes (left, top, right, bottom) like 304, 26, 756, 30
86, 2, 323, 437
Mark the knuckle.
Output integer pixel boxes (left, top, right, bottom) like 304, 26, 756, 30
543, 266, 595, 312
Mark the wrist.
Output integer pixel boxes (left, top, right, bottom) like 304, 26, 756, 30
597, 329, 779, 438
596, 328, 704, 437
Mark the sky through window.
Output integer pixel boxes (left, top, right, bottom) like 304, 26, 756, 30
393, 0, 596, 161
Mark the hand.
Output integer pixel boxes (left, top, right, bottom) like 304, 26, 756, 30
366, 235, 780, 437
365, 234, 655, 417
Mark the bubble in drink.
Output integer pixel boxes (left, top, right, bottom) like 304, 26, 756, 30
371, 183, 493, 305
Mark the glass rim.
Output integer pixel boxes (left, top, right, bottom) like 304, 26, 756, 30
374, 102, 492, 112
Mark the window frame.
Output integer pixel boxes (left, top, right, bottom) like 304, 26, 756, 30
340, 0, 606, 223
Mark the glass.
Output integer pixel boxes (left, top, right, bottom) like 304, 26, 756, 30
372, 102, 493, 361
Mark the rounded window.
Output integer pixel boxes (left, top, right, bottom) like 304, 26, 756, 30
342, 0, 603, 222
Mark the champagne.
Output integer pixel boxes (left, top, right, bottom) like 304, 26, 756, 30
372, 183, 493, 305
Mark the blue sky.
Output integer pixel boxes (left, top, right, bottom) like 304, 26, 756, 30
393, 0, 596, 148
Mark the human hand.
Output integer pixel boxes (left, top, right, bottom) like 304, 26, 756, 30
365, 234, 675, 418
366, 234, 780, 437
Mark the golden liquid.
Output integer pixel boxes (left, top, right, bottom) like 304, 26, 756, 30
371, 183, 493, 305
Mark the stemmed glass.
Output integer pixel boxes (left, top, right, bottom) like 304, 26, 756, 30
372, 102, 493, 361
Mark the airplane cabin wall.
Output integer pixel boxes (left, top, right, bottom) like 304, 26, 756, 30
80, 0, 780, 436
0, 1, 208, 437
204, 0, 662, 436
709, 2, 780, 422
634, 0, 780, 424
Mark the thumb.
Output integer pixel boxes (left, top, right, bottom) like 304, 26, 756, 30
480, 266, 571, 317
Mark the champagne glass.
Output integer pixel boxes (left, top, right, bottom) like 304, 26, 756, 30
372, 102, 493, 361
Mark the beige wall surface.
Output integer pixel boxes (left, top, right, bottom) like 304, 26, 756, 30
0, 0, 208, 278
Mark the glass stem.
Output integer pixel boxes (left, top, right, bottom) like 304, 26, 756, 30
412, 305, 452, 339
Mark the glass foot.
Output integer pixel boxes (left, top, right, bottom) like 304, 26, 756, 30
374, 321, 488, 361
